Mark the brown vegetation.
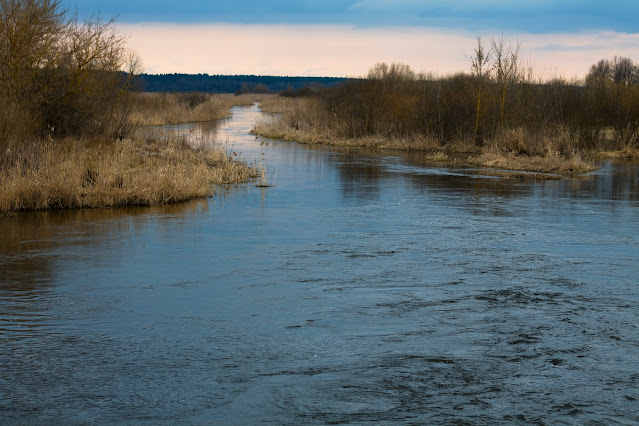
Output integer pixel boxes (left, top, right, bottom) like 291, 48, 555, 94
257, 94, 297, 114
254, 38, 639, 175
0, 135, 256, 215
0, 0, 142, 147
0, 1, 257, 215
468, 151, 593, 175
128, 93, 270, 126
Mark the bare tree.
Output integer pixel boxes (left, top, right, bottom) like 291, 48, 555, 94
490, 36, 521, 125
612, 56, 638, 86
0, 0, 65, 99
586, 57, 638, 88
469, 36, 490, 145
0, 0, 140, 147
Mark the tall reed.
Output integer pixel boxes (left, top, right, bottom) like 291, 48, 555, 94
0, 135, 257, 215
128, 93, 278, 126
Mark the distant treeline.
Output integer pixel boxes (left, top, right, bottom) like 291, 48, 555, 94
135, 73, 348, 94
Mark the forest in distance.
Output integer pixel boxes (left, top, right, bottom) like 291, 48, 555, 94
134, 73, 347, 94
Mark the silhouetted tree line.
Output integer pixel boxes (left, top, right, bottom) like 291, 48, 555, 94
309, 38, 639, 152
135, 73, 346, 94
0, 0, 140, 149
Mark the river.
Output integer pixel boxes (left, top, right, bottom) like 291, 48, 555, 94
1, 104, 638, 424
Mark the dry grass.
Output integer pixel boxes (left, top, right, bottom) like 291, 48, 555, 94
128, 93, 265, 126
468, 151, 597, 175
425, 151, 453, 162
0, 135, 256, 215
257, 95, 298, 113
253, 97, 330, 143
469, 170, 562, 180
597, 146, 639, 159
254, 97, 445, 151
253, 96, 600, 176
469, 129, 599, 174
0, 92, 272, 215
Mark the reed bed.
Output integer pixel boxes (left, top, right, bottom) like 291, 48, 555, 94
468, 151, 596, 175
1, 0, 267, 215
256, 94, 296, 114
129, 93, 251, 126
128, 93, 281, 126
253, 96, 601, 175
0, 135, 257, 215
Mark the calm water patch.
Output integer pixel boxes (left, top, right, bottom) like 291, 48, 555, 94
1, 104, 638, 424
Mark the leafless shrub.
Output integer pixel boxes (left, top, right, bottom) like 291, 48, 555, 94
255, 37, 639, 162
0, 0, 141, 149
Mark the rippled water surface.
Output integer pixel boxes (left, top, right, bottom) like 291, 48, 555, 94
1, 104, 638, 424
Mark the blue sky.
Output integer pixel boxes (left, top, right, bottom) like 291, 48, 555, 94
63, 1, 639, 77
67, 0, 638, 33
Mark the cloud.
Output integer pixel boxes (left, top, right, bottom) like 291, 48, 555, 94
119, 23, 639, 79
120, 23, 470, 76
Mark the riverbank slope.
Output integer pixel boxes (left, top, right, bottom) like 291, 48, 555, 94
253, 96, 637, 179
0, 94, 274, 216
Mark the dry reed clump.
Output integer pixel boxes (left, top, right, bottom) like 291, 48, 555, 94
254, 97, 483, 157
254, 97, 438, 150
474, 128, 598, 174
597, 146, 639, 159
468, 150, 596, 175
469, 170, 562, 180
254, 97, 330, 143
426, 151, 453, 162
257, 95, 299, 113
0, 136, 256, 215
486, 127, 580, 157
128, 93, 261, 126
490, 128, 529, 155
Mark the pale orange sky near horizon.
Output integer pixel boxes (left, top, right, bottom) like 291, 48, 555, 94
120, 23, 639, 79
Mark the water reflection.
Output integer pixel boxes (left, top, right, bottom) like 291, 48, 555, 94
157, 119, 225, 147
336, 155, 385, 202
328, 145, 639, 218
0, 200, 211, 338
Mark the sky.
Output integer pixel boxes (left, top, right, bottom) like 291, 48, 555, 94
63, 1, 639, 78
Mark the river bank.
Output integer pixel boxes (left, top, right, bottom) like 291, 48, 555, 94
128, 93, 279, 126
254, 96, 639, 179
253, 118, 597, 180
0, 132, 256, 216
0, 94, 288, 216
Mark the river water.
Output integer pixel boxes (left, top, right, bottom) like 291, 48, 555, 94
1, 104, 638, 424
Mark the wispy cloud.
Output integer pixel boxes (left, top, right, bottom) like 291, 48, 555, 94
120, 23, 639, 78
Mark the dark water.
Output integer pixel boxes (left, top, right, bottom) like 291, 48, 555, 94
1, 104, 638, 424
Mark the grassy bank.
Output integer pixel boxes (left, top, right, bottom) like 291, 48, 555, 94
253, 96, 605, 177
0, 134, 257, 216
129, 93, 279, 126
0, 3, 266, 216
0, 92, 274, 216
